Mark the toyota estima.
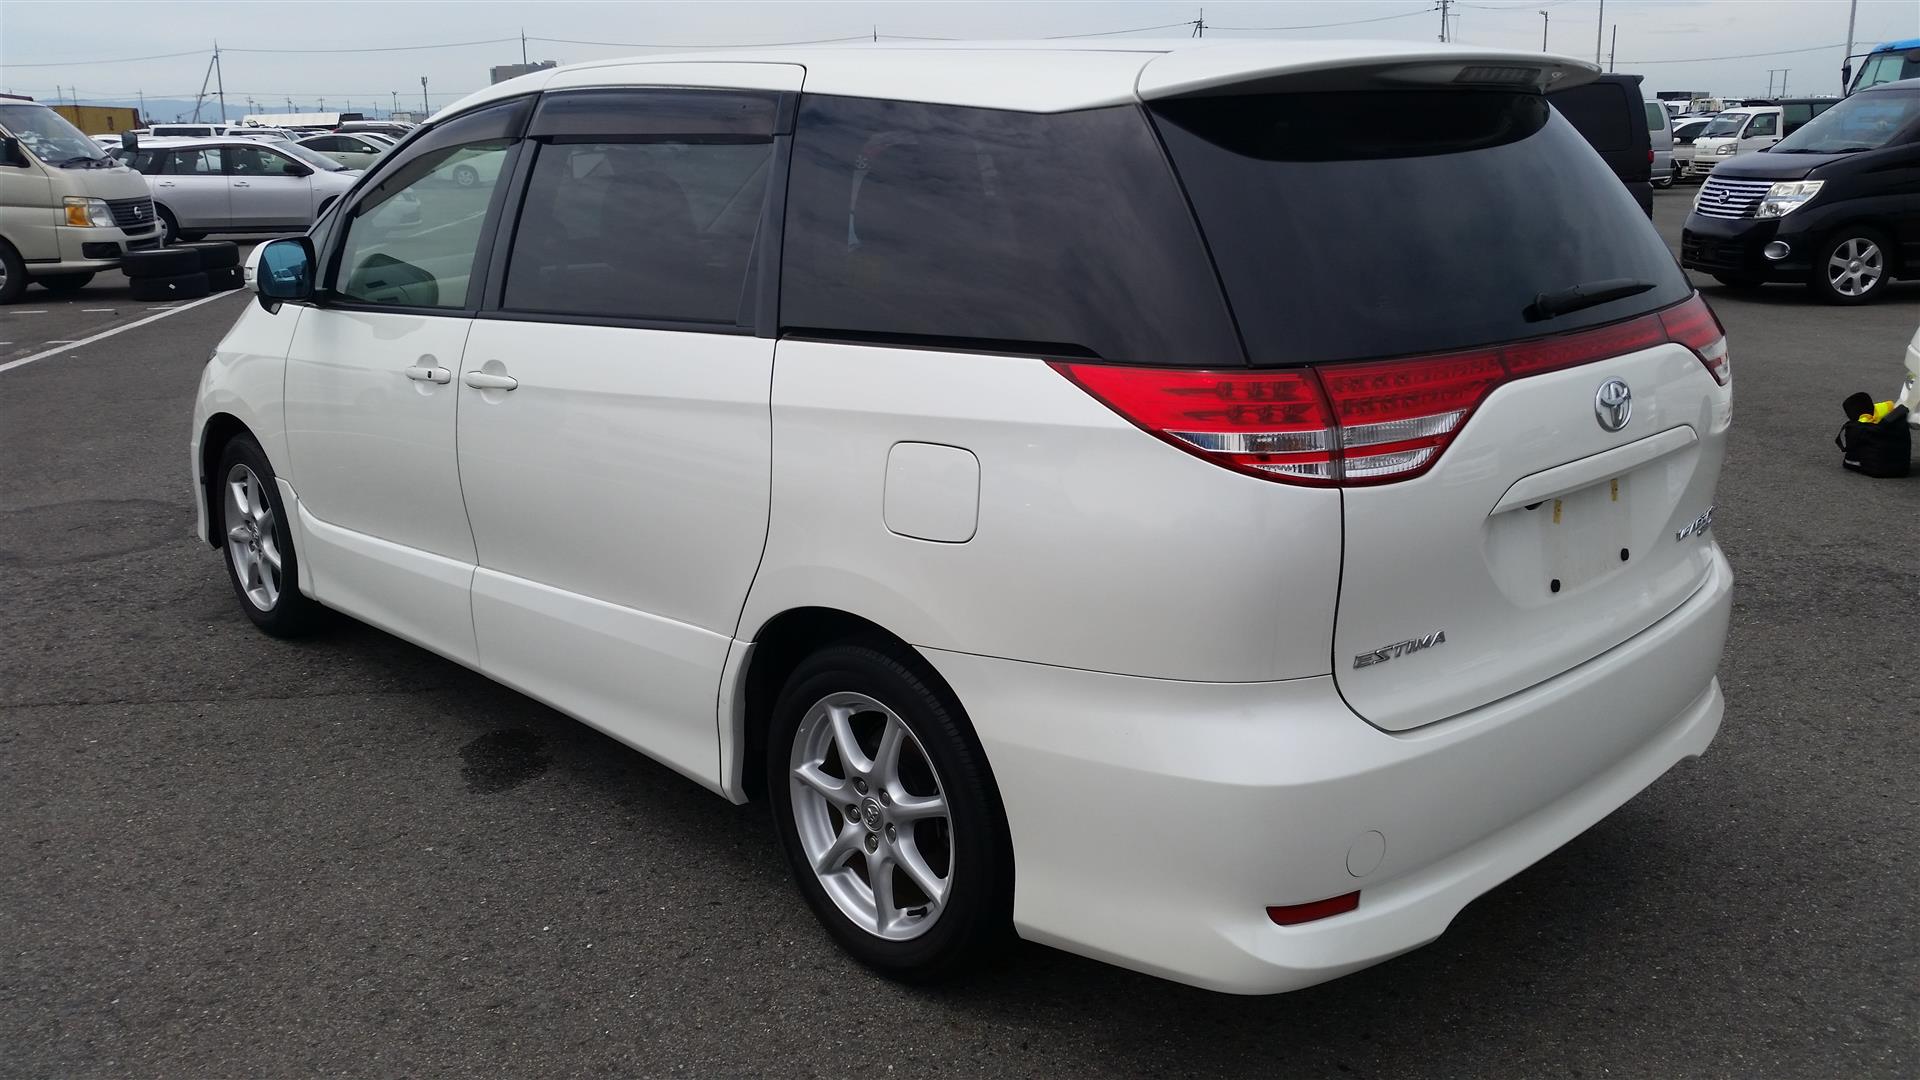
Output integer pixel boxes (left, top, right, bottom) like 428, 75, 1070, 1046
192, 41, 1734, 994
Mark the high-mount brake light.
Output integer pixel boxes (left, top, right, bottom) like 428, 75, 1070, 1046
1054, 294, 1728, 486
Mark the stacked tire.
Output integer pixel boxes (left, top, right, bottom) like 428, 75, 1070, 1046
120, 241, 243, 302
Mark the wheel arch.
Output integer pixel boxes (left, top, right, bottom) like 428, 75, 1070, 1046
731, 606, 974, 806
199, 411, 255, 548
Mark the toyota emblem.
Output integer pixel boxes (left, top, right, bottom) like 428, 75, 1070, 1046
1595, 378, 1633, 432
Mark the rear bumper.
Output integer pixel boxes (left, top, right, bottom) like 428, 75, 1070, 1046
923, 545, 1732, 994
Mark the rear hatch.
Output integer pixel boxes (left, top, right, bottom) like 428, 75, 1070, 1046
1148, 75, 1730, 731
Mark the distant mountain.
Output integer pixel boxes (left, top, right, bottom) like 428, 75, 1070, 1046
44, 95, 400, 124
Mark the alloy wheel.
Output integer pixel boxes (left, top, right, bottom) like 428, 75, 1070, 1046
224, 463, 282, 611
1827, 237, 1884, 298
788, 691, 953, 941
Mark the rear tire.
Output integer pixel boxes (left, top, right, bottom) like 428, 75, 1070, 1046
157, 205, 181, 244
35, 272, 94, 294
767, 641, 1012, 982
1810, 227, 1892, 305
215, 434, 324, 637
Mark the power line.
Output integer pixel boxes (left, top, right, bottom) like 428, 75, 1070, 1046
1042, 21, 1197, 39
1210, 6, 1439, 32
225, 37, 519, 55
527, 34, 872, 50
1619, 42, 1847, 65
0, 48, 206, 68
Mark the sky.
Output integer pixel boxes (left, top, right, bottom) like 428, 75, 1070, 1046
3, 0, 1919, 119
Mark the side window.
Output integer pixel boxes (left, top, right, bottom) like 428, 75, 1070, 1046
780, 95, 1241, 365
168, 148, 222, 175
1748, 113, 1779, 137
1784, 104, 1812, 133
497, 88, 780, 325
227, 145, 302, 176
502, 141, 771, 324
305, 136, 340, 152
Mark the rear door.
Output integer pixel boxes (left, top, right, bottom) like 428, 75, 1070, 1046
1151, 84, 1730, 731
153, 147, 229, 228
456, 70, 798, 788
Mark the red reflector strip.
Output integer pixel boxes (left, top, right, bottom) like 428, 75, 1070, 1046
1267, 891, 1360, 926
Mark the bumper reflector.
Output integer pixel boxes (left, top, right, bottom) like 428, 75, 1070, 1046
1267, 891, 1360, 926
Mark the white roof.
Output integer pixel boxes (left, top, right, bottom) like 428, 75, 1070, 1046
437, 38, 1599, 119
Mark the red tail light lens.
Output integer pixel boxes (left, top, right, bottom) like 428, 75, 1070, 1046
1267, 891, 1360, 926
1055, 293, 1727, 486
1658, 292, 1731, 386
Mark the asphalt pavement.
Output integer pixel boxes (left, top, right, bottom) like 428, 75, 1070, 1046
2, 193, 1916, 1078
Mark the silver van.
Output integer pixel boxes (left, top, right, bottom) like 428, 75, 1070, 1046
0, 99, 163, 302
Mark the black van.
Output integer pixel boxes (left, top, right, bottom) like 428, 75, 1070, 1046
1681, 79, 1920, 303
1549, 73, 1654, 216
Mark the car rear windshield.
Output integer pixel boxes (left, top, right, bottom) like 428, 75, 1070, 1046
1550, 83, 1635, 151
1149, 90, 1692, 367
1772, 86, 1920, 152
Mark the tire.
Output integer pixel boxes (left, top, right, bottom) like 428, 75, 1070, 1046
1654, 174, 1674, 189
121, 246, 201, 278
1810, 227, 1893, 305
36, 271, 94, 294
767, 641, 1012, 982
1712, 273, 1766, 290
452, 164, 479, 188
215, 434, 324, 637
0, 239, 27, 304
129, 272, 210, 302
205, 265, 243, 292
156, 205, 181, 244
175, 240, 239, 270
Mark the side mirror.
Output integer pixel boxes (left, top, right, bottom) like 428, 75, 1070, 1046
0, 135, 26, 168
122, 131, 140, 154
254, 235, 316, 310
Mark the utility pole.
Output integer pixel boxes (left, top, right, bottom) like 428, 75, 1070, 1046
190, 49, 216, 122
1192, 8, 1205, 37
420, 76, 429, 116
213, 42, 227, 124
1608, 24, 1617, 72
390, 90, 398, 117
1843, 0, 1859, 91
1539, 10, 1549, 51
286, 96, 293, 112
138, 89, 146, 124
520, 27, 528, 65
1595, 0, 1605, 64
1438, 0, 1450, 42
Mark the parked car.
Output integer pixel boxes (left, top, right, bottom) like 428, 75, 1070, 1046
0, 98, 162, 302
335, 120, 413, 139
1646, 99, 1676, 188
123, 136, 357, 241
295, 132, 390, 169
197, 41, 1733, 995
1549, 72, 1655, 215
1687, 99, 1839, 177
1671, 116, 1714, 178
1682, 79, 1920, 302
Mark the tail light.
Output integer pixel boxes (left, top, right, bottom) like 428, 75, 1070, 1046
1054, 293, 1728, 487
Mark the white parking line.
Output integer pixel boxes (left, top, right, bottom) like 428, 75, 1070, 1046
0, 290, 232, 375
81, 308, 116, 313
43, 340, 77, 344
9, 310, 48, 314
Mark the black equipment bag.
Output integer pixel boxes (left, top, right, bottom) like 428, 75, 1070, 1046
1836, 404, 1911, 478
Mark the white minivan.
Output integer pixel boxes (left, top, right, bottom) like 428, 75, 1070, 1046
195, 41, 1734, 995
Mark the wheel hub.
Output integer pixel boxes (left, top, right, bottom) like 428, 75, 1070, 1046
860, 798, 883, 832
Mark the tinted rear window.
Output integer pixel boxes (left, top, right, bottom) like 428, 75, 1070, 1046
780, 95, 1241, 365
1550, 83, 1635, 151
1150, 90, 1692, 367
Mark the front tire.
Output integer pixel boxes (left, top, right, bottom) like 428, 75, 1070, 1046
452, 164, 479, 188
36, 271, 94, 294
215, 435, 324, 637
767, 642, 1012, 981
1811, 227, 1892, 304
0, 240, 26, 304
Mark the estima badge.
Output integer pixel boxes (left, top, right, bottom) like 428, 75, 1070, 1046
1353, 631, 1447, 669
1595, 378, 1633, 432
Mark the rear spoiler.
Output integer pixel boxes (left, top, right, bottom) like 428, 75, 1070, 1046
1137, 42, 1599, 100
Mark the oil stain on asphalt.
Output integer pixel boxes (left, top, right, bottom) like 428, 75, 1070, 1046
460, 728, 552, 793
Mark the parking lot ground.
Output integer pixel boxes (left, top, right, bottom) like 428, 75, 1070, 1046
1, 190, 1916, 1077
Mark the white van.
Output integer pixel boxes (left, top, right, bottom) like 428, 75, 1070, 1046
0, 99, 165, 302
1687, 99, 1838, 176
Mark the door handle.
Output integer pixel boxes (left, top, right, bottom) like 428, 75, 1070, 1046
405, 365, 452, 384
463, 371, 518, 391
157, 180, 176, 187
233, 180, 251, 188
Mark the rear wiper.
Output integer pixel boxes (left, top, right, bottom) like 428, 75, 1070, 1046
1524, 278, 1657, 322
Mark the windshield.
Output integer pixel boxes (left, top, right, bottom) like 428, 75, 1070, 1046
272, 139, 348, 171
1773, 87, 1920, 152
1675, 120, 1711, 139
1702, 114, 1748, 137
1853, 51, 1920, 92
0, 103, 109, 166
